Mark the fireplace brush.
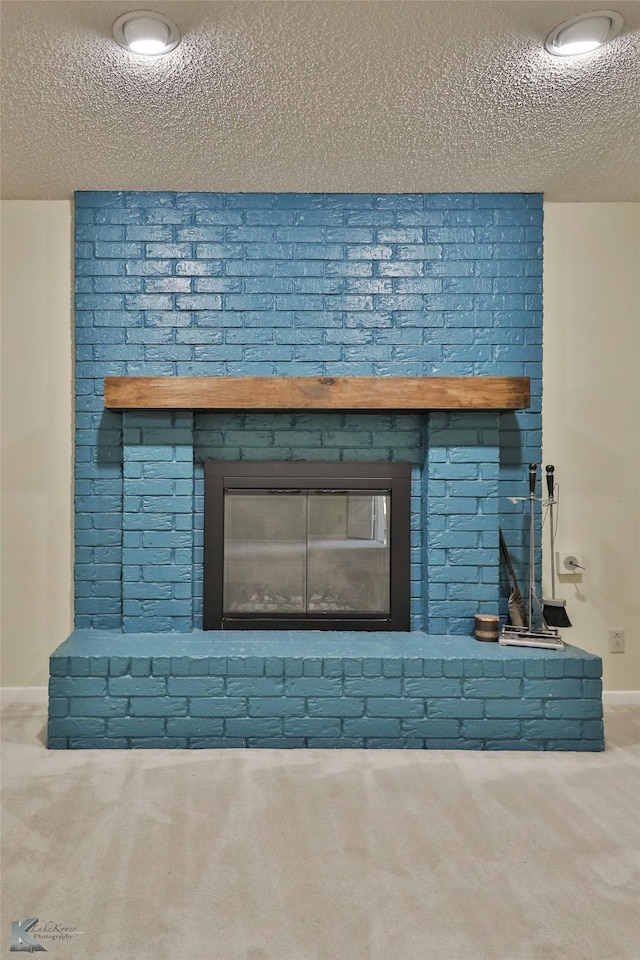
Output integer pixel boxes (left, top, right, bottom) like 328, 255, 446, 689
541, 465, 572, 628
499, 528, 526, 628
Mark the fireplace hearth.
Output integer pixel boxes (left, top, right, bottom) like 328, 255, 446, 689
47, 190, 606, 753
203, 462, 411, 631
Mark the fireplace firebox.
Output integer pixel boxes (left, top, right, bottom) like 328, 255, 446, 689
203, 462, 411, 630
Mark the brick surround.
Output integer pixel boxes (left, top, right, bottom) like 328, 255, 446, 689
73, 190, 543, 634
47, 190, 604, 750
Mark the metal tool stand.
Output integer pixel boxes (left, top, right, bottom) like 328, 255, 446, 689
499, 463, 564, 651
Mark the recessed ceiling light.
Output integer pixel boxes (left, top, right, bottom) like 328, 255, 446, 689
545, 10, 624, 56
112, 10, 181, 56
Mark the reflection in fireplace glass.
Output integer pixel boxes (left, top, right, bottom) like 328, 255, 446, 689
223, 491, 390, 616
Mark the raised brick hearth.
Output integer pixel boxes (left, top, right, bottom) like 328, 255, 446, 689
48, 632, 603, 750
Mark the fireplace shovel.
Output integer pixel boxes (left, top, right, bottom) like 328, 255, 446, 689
499, 464, 564, 651
499, 527, 526, 628
541, 465, 572, 628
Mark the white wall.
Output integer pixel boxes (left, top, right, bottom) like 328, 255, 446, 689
543, 203, 640, 690
1, 201, 638, 689
1, 201, 73, 686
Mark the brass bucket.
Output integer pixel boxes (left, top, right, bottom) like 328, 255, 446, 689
474, 614, 500, 642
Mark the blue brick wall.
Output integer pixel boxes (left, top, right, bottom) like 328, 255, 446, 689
122, 412, 194, 632
424, 412, 500, 633
48, 632, 604, 751
74, 191, 543, 633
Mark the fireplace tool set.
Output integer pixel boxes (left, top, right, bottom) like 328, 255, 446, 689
498, 463, 567, 651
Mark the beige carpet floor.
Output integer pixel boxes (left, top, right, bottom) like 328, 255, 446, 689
1, 699, 638, 960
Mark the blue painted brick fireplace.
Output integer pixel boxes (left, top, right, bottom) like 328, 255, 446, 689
48, 190, 604, 750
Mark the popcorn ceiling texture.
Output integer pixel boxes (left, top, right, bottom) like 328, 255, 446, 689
2, 0, 639, 201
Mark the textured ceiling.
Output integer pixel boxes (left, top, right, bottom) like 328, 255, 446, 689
2, 0, 640, 201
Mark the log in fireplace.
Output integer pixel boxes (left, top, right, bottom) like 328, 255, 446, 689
203, 462, 411, 630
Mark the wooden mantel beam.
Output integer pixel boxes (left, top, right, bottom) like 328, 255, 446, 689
104, 376, 530, 412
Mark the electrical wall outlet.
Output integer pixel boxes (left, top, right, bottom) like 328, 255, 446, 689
609, 629, 625, 653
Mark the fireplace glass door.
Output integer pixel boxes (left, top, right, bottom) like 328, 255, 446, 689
223, 490, 390, 616
204, 462, 411, 631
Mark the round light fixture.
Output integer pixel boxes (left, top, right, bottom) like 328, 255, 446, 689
112, 10, 181, 56
545, 10, 624, 56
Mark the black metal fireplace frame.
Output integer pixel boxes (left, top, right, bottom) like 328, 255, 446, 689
203, 461, 412, 631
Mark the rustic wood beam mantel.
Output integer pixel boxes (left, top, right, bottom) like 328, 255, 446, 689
104, 376, 530, 412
